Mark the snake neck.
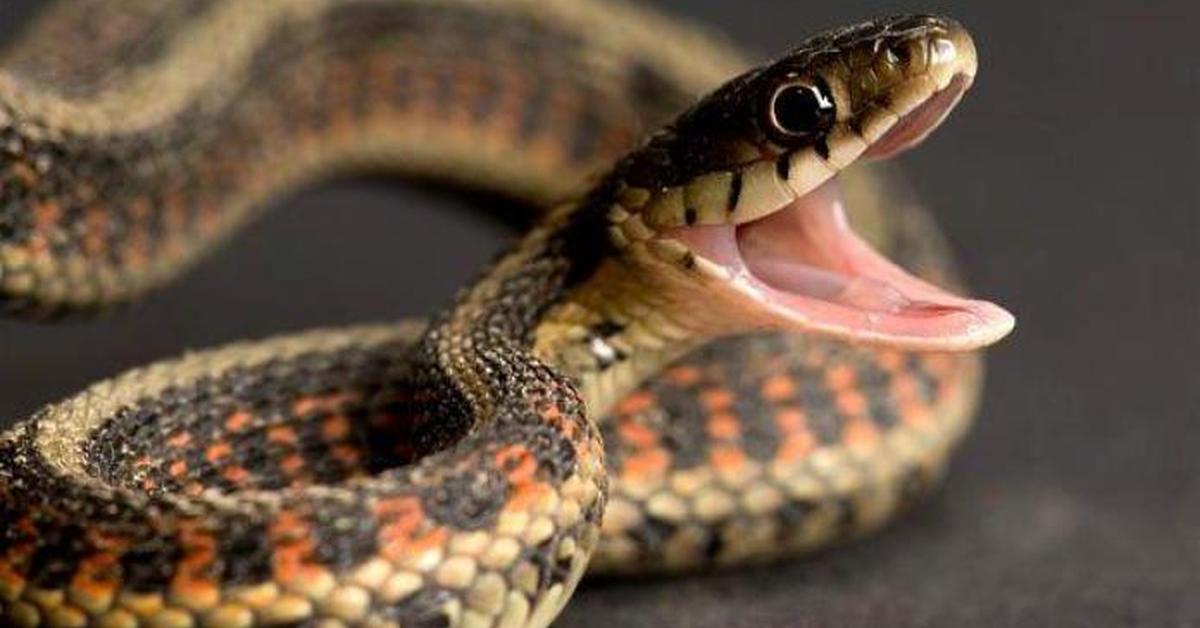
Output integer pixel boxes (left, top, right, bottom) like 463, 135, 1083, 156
419, 183, 705, 425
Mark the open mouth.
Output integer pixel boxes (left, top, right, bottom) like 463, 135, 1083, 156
672, 74, 1014, 351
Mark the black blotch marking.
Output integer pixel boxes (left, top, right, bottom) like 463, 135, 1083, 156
727, 171, 742, 212
778, 499, 818, 530
775, 151, 792, 180
702, 530, 725, 562
627, 515, 678, 552
570, 91, 607, 164
382, 587, 455, 628
215, 517, 274, 585
835, 498, 858, 537
305, 497, 380, 572
592, 320, 624, 338
849, 116, 866, 137
26, 523, 90, 589
897, 465, 932, 511
628, 62, 693, 126
814, 137, 831, 161
682, 252, 697, 271
121, 537, 185, 593
557, 182, 618, 291
635, 380, 709, 468
733, 395, 781, 462
799, 377, 843, 445
905, 354, 941, 403
419, 464, 508, 531
518, 75, 553, 143
684, 207, 698, 226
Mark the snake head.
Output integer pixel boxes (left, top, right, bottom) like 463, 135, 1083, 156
604, 14, 1014, 351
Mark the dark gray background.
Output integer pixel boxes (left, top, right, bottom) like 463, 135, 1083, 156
1, 1, 1197, 626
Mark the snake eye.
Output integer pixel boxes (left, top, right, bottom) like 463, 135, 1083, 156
767, 80, 836, 141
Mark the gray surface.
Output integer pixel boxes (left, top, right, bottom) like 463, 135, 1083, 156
1, 1, 1198, 626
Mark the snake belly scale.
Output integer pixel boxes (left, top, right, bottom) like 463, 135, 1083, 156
0, 2, 1013, 627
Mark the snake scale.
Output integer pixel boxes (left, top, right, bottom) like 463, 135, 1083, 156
0, 1, 1014, 627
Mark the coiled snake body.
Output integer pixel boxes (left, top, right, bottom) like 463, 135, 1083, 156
0, 2, 1014, 626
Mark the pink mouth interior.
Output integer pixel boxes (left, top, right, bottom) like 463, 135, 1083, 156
672, 75, 1013, 350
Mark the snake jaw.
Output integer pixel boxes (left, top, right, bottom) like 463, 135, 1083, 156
656, 59, 1013, 351
670, 176, 1013, 351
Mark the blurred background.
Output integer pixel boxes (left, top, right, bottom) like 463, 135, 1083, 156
1, 1, 1196, 626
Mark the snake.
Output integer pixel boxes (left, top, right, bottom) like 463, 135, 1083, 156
0, 1, 1015, 627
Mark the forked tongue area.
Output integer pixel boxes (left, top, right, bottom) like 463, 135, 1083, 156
732, 177, 1014, 349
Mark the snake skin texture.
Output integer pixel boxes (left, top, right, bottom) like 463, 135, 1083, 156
0, 2, 993, 627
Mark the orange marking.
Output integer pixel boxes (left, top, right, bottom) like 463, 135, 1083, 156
166, 432, 192, 448
172, 522, 220, 607
826, 364, 857, 391
615, 391, 655, 416
27, 201, 60, 256
707, 412, 740, 440
223, 466, 250, 485
205, 442, 231, 463
836, 390, 869, 417
321, 414, 351, 441
495, 445, 538, 485
8, 162, 37, 186
710, 446, 746, 470
267, 426, 298, 445
225, 410, 252, 432
161, 196, 188, 259
168, 460, 188, 478
123, 229, 150, 270
616, 419, 658, 449
280, 454, 305, 475
664, 365, 701, 386
701, 388, 734, 412
374, 497, 449, 562
293, 392, 358, 417
69, 563, 118, 604
33, 200, 60, 229
71, 533, 126, 605
773, 408, 807, 434
128, 197, 153, 221
82, 206, 108, 257
505, 482, 552, 511
843, 417, 881, 449
777, 433, 816, 462
331, 445, 361, 467
621, 448, 669, 477
540, 403, 565, 423
900, 400, 934, 428
924, 353, 953, 374
877, 350, 904, 371
893, 374, 923, 403
761, 375, 796, 402
0, 564, 25, 596
270, 511, 322, 584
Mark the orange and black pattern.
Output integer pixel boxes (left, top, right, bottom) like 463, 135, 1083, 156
0, 3, 989, 627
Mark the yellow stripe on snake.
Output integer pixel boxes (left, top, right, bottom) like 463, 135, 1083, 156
0, 1, 1013, 626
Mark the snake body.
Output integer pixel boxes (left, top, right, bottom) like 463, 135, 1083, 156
0, 2, 1013, 627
